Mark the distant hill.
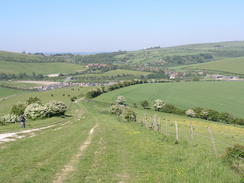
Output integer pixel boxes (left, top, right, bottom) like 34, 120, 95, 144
73, 41, 244, 67
0, 51, 68, 63
1, 41, 244, 68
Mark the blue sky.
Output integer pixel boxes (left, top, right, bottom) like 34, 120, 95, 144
0, 0, 244, 52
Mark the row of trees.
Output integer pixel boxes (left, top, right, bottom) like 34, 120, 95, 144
185, 108, 244, 125
86, 79, 168, 99
140, 99, 244, 126
0, 72, 45, 80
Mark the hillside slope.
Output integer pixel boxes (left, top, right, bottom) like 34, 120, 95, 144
96, 81, 244, 118
182, 57, 244, 75
2, 41, 244, 68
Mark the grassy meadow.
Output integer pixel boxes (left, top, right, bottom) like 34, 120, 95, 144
96, 81, 244, 118
0, 97, 243, 182
183, 57, 244, 75
0, 86, 92, 117
0, 81, 41, 89
0, 87, 27, 98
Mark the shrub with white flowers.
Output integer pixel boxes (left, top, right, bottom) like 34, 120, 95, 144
0, 114, 19, 124
185, 109, 196, 117
116, 96, 127, 106
153, 99, 165, 111
24, 103, 47, 120
45, 101, 67, 117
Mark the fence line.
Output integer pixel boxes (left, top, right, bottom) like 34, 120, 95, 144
136, 114, 241, 154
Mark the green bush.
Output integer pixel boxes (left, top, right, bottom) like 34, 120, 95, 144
71, 96, 77, 102
160, 104, 183, 114
141, 100, 149, 109
27, 97, 41, 105
11, 103, 27, 116
110, 104, 123, 116
223, 144, 244, 174
86, 88, 102, 98
121, 107, 137, 122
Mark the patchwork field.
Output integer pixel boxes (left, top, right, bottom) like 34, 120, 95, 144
96, 81, 244, 118
0, 61, 85, 75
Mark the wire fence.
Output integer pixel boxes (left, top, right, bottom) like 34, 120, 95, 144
136, 113, 244, 157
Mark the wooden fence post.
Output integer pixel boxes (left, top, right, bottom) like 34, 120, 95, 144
165, 120, 168, 136
153, 115, 157, 131
157, 119, 161, 132
208, 127, 217, 158
175, 121, 179, 144
190, 122, 194, 140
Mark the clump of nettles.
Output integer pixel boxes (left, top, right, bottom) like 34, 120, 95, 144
223, 144, 244, 175
110, 96, 136, 122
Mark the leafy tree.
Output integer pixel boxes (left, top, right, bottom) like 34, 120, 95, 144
122, 108, 137, 122
27, 97, 41, 105
11, 103, 27, 116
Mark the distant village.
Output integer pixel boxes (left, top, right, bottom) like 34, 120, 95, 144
35, 64, 242, 91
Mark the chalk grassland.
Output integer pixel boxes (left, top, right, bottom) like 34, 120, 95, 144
178, 57, 244, 75
96, 81, 244, 118
0, 85, 243, 182
0, 60, 85, 75
0, 99, 243, 182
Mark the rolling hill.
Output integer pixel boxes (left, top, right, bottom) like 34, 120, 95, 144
0, 86, 243, 182
180, 57, 244, 75
0, 60, 85, 75
2, 41, 244, 69
96, 81, 244, 118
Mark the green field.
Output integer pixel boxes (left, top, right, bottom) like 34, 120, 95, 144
80, 69, 150, 77
0, 87, 243, 182
0, 60, 85, 75
183, 57, 244, 74
96, 81, 244, 118
0, 87, 26, 98
0, 86, 92, 116
0, 81, 41, 89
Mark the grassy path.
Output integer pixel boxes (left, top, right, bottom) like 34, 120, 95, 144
53, 124, 98, 183
65, 101, 242, 183
0, 101, 242, 182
